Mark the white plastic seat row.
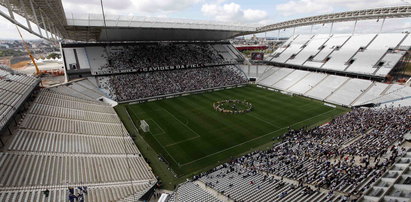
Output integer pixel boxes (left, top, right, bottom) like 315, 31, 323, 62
0, 71, 39, 129
352, 82, 390, 106
0, 182, 153, 202
304, 75, 349, 100
269, 34, 407, 77
8, 129, 139, 154
50, 85, 97, 101
0, 74, 38, 86
89, 182, 154, 202
0, 80, 30, 93
0, 152, 155, 187
76, 80, 106, 96
0, 85, 157, 201
267, 35, 299, 62
287, 72, 328, 95
345, 33, 406, 75
363, 84, 411, 105
256, 66, 280, 82
35, 94, 114, 114
169, 182, 222, 202
287, 34, 330, 66
0, 105, 13, 122
67, 83, 103, 100
258, 68, 295, 87
271, 35, 314, 63
29, 103, 120, 123
0, 90, 22, 106
39, 89, 109, 106
20, 114, 126, 136
272, 70, 311, 91
325, 78, 373, 106
199, 168, 303, 202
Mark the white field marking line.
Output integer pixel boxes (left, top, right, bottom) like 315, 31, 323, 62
297, 102, 315, 109
180, 108, 338, 166
129, 108, 180, 165
246, 113, 281, 128
150, 129, 181, 166
165, 136, 201, 147
160, 107, 201, 138
147, 119, 166, 137
299, 104, 318, 113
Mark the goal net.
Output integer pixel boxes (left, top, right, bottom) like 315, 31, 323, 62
140, 120, 150, 133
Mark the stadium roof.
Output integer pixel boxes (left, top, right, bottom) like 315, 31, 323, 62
257, 6, 411, 33
0, 0, 67, 39
65, 14, 256, 42
2, 1, 411, 42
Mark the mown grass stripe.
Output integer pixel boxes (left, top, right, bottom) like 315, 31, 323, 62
122, 85, 349, 177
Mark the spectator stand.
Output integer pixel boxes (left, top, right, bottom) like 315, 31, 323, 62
0, 68, 40, 146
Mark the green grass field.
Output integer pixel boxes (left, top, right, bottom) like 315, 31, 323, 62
121, 85, 348, 181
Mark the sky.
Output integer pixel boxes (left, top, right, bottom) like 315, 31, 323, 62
1, 0, 411, 40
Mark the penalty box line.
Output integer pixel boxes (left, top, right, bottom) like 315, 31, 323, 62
160, 107, 201, 139
129, 108, 181, 166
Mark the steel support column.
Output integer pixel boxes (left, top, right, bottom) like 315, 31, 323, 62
29, 0, 42, 36
379, 17, 386, 33
5, 0, 14, 20
19, 0, 32, 31
40, 13, 49, 39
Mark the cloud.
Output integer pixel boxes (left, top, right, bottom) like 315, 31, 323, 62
62, 0, 129, 15
132, 0, 202, 13
0, 5, 46, 40
62, 0, 201, 16
276, 0, 333, 16
0, 19, 43, 40
275, 0, 406, 16
201, 2, 268, 23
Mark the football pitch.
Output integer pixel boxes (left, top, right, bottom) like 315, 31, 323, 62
124, 85, 348, 176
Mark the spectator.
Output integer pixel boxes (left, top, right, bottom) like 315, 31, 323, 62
193, 107, 410, 196
98, 66, 247, 101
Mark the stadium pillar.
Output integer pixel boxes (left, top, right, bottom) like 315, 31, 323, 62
277, 30, 280, 41
5, 0, 15, 20
128, 16, 135, 26
379, 17, 386, 33
310, 25, 313, 34
352, 19, 358, 34
48, 22, 57, 41
293, 27, 296, 36
256, 65, 258, 77
40, 13, 50, 39
7, 127, 12, 136
329, 22, 334, 35
19, 0, 32, 32
29, 0, 43, 37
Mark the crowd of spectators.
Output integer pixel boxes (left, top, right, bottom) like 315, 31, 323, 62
340, 107, 410, 157
193, 107, 410, 198
97, 43, 232, 73
99, 66, 248, 101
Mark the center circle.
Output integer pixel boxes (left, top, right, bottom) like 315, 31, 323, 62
213, 100, 253, 114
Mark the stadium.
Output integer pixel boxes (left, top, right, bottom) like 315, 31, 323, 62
0, 1, 411, 202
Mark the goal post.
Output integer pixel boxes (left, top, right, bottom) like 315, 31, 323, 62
140, 120, 150, 133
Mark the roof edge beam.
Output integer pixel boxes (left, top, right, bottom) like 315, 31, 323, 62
256, 6, 411, 33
